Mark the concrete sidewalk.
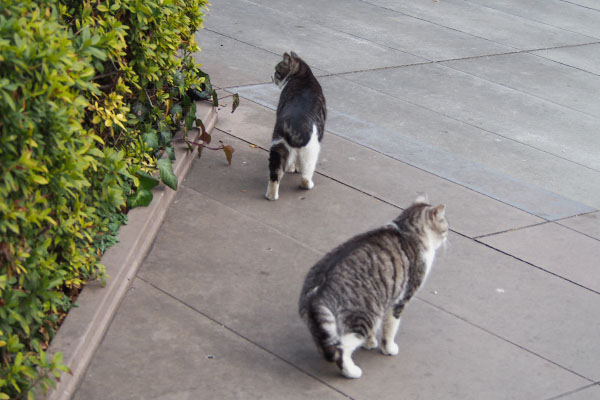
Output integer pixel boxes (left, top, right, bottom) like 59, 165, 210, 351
73, 0, 600, 399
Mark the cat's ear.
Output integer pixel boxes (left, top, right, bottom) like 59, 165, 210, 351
433, 204, 446, 219
414, 192, 429, 205
290, 51, 299, 59
283, 52, 292, 65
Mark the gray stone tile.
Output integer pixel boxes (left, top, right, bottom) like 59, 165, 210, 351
249, 0, 513, 61
423, 232, 600, 381
340, 66, 600, 212
74, 279, 345, 400
139, 188, 588, 400
365, 0, 594, 49
202, 0, 425, 74
467, 0, 600, 38
344, 64, 600, 172
479, 222, 600, 293
215, 98, 544, 238
231, 78, 597, 217
443, 52, 600, 117
556, 384, 600, 400
558, 212, 600, 240
533, 43, 600, 75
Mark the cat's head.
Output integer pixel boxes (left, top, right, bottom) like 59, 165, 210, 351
272, 51, 302, 88
399, 194, 449, 249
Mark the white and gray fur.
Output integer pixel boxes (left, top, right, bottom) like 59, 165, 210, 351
298, 195, 448, 378
265, 51, 326, 200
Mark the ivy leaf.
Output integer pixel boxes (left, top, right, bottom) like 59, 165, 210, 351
165, 145, 176, 161
157, 158, 178, 190
137, 171, 159, 191
231, 93, 239, 113
142, 132, 159, 149
222, 145, 234, 166
128, 188, 153, 208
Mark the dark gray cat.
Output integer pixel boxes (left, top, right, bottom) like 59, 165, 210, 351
298, 195, 448, 378
265, 51, 326, 201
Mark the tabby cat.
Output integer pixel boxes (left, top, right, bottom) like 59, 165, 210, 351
265, 52, 326, 200
298, 195, 448, 378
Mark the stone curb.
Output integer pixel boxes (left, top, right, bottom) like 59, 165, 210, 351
41, 102, 217, 400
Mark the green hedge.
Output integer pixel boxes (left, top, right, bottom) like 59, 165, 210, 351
0, 0, 209, 398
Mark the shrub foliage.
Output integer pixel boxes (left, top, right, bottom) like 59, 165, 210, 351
0, 0, 210, 397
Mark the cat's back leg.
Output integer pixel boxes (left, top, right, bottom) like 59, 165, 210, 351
337, 333, 365, 378
266, 139, 289, 201
297, 124, 321, 190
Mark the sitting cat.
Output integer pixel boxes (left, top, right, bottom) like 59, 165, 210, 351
265, 51, 326, 201
298, 195, 448, 378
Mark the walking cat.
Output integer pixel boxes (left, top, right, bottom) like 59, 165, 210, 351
298, 195, 448, 378
265, 52, 326, 200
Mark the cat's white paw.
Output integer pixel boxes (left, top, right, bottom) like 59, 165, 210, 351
342, 364, 362, 379
364, 336, 378, 350
381, 342, 399, 356
265, 181, 279, 201
300, 178, 314, 190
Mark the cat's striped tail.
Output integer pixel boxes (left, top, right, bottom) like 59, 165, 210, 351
306, 303, 340, 362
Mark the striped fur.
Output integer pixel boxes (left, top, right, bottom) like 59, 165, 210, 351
265, 52, 326, 201
298, 196, 448, 378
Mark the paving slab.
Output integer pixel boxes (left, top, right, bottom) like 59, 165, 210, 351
73, 278, 347, 400
558, 212, 600, 240
183, 130, 398, 254
137, 186, 588, 400
443, 52, 600, 117
215, 97, 544, 237
479, 222, 600, 294
344, 63, 600, 172
363, 0, 594, 49
467, 0, 600, 39
203, 0, 426, 75
249, 0, 513, 61
231, 79, 596, 217
422, 232, 600, 381
533, 43, 600, 75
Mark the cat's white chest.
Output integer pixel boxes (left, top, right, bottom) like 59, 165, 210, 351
421, 247, 436, 284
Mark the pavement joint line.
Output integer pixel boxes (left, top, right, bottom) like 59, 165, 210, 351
241, 0, 433, 63
135, 276, 356, 400
530, 48, 600, 79
179, 183, 325, 257
212, 126, 406, 212
330, 71, 600, 175
544, 382, 600, 400
439, 61, 600, 122
556, 220, 600, 244
473, 239, 600, 296
559, 0, 600, 12
223, 92, 591, 222
472, 220, 554, 240
356, 0, 522, 52
414, 297, 596, 384
463, 0, 600, 41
